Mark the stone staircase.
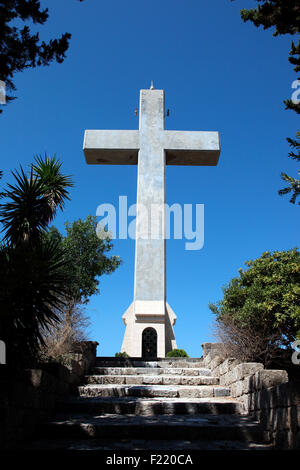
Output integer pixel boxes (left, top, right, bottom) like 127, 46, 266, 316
25, 357, 273, 450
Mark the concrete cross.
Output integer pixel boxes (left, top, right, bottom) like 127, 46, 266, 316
83, 85, 220, 357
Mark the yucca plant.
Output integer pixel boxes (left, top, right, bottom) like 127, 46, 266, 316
0, 155, 73, 244
32, 154, 73, 219
0, 239, 70, 362
0, 156, 74, 366
0, 167, 50, 244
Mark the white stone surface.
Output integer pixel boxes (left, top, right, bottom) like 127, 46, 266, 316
121, 301, 177, 357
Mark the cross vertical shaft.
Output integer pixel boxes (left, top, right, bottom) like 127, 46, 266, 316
135, 89, 166, 304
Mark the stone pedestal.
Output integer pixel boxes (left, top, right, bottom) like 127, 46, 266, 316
121, 302, 177, 357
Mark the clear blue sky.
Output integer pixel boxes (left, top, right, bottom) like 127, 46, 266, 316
0, 0, 299, 357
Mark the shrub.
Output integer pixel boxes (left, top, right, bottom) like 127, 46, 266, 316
115, 352, 129, 358
166, 349, 189, 357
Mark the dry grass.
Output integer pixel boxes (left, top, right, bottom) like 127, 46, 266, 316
40, 299, 90, 360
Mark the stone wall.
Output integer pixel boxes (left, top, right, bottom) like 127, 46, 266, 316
0, 341, 98, 450
202, 342, 300, 449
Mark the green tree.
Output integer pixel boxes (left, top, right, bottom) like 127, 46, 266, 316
41, 216, 121, 357
0, 0, 84, 112
0, 155, 73, 365
46, 216, 121, 304
232, 0, 300, 204
209, 249, 300, 364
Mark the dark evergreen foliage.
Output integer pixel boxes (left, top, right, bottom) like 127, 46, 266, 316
232, 0, 300, 203
0, 0, 85, 112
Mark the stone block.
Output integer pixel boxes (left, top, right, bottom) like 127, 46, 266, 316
273, 430, 289, 449
223, 369, 236, 386
260, 388, 271, 410
234, 363, 264, 382
254, 388, 269, 410
66, 358, 86, 385
123, 368, 137, 375
175, 361, 191, 368
203, 352, 213, 367
201, 342, 225, 359
142, 376, 162, 385
180, 377, 200, 386
192, 362, 206, 368
287, 406, 298, 432
211, 365, 220, 377
69, 341, 98, 371
287, 430, 300, 450
273, 407, 289, 431
247, 392, 254, 412
162, 376, 181, 385
103, 376, 126, 385
219, 375, 226, 386
254, 370, 288, 391
291, 430, 300, 450
182, 368, 198, 376
258, 409, 270, 430
269, 386, 279, 409
179, 386, 214, 398
181, 376, 218, 386
219, 358, 239, 376
285, 381, 300, 406
254, 390, 261, 410
126, 376, 143, 385
243, 375, 255, 394
268, 407, 275, 429
271, 382, 298, 409
210, 356, 223, 371
214, 387, 231, 397
128, 386, 178, 398
231, 380, 244, 398
26, 369, 57, 394
240, 393, 251, 413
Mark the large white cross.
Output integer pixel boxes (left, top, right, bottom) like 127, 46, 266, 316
83, 86, 220, 357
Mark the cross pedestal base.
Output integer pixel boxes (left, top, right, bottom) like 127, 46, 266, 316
121, 301, 177, 358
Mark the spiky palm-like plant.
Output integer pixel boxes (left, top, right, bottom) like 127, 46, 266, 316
0, 156, 74, 365
0, 239, 70, 361
0, 167, 50, 244
32, 154, 73, 219
0, 155, 73, 244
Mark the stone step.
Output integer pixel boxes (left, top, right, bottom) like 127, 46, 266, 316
95, 359, 204, 368
41, 413, 269, 443
60, 397, 242, 416
84, 375, 219, 386
78, 384, 231, 399
22, 438, 273, 451
92, 367, 211, 376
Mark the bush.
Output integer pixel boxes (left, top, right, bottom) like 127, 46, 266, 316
115, 352, 129, 358
166, 349, 189, 358
210, 249, 300, 366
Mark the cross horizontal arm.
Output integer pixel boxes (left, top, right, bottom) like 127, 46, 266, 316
84, 130, 139, 165
163, 131, 220, 166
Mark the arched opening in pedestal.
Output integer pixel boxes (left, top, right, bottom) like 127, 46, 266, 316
142, 327, 157, 358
